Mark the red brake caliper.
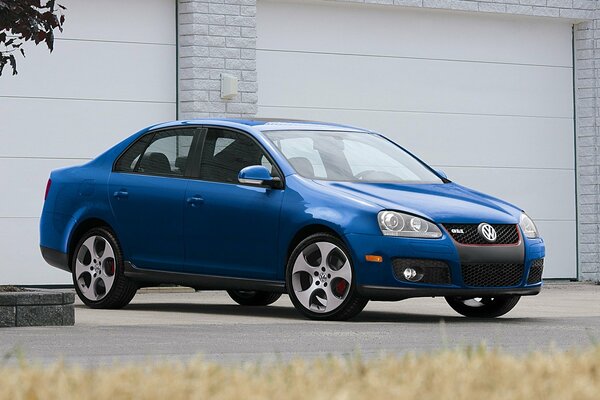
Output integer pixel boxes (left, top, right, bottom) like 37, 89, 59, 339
335, 280, 347, 296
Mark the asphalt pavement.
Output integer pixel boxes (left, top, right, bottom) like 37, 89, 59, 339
1, 282, 598, 366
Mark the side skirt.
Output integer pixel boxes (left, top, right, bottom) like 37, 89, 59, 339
123, 262, 287, 293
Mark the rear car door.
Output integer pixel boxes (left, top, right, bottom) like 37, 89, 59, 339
109, 128, 200, 271
183, 127, 284, 279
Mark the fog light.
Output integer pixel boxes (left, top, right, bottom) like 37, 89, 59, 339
403, 267, 423, 282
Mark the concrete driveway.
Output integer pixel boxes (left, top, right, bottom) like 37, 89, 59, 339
1, 282, 598, 366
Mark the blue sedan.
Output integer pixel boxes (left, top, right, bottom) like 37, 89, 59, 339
40, 119, 545, 320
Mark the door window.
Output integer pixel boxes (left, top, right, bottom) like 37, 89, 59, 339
198, 128, 276, 184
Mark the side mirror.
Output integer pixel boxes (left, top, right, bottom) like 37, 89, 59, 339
435, 169, 448, 180
238, 165, 282, 188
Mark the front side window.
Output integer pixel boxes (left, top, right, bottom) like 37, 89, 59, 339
264, 130, 443, 184
198, 128, 275, 184
114, 129, 196, 176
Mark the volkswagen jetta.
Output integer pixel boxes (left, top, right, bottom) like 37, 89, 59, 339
40, 119, 545, 320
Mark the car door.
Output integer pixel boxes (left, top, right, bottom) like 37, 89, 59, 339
109, 127, 200, 272
183, 127, 284, 280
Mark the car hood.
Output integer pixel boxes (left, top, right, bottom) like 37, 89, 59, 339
314, 181, 522, 224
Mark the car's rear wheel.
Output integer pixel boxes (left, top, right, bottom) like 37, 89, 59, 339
72, 227, 137, 309
286, 233, 368, 320
227, 290, 281, 306
445, 295, 520, 318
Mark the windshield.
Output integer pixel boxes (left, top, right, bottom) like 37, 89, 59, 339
264, 130, 443, 184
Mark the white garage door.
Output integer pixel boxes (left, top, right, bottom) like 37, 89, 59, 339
0, 0, 176, 284
257, 1, 576, 278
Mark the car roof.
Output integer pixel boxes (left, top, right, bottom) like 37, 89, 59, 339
150, 118, 371, 133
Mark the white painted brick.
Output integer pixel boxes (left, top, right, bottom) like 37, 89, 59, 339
208, 3, 241, 15
208, 14, 226, 25
209, 25, 241, 37
450, 0, 479, 11
241, 27, 257, 38
573, 0, 597, 10
518, 0, 545, 6
546, 0, 573, 7
226, 15, 256, 27
532, 6, 560, 17
559, 8, 596, 19
394, 0, 424, 6
506, 4, 534, 14
366, 0, 395, 4
209, 47, 241, 58
225, 37, 255, 48
240, 5, 257, 16
207, 36, 226, 47
241, 48, 256, 59
479, 2, 508, 12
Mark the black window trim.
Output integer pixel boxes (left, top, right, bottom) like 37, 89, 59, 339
190, 125, 286, 189
112, 126, 203, 179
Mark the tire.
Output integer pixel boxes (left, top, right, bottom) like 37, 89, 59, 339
227, 290, 282, 306
72, 227, 137, 309
445, 295, 521, 318
286, 233, 368, 320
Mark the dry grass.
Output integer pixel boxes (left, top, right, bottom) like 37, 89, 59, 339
1, 346, 599, 400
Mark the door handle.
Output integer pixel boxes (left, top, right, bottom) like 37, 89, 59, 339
113, 189, 129, 199
186, 195, 204, 207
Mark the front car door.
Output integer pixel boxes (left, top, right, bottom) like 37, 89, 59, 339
109, 127, 200, 271
184, 127, 284, 280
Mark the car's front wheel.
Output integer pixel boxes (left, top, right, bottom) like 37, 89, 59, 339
227, 290, 281, 306
286, 233, 368, 320
72, 227, 137, 309
445, 295, 520, 318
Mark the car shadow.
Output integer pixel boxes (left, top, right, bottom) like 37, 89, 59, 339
89, 302, 538, 324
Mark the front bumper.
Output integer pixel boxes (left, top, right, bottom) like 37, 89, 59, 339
357, 284, 541, 301
345, 231, 545, 300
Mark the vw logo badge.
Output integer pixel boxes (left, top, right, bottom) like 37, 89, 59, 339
478, 223, 497, 243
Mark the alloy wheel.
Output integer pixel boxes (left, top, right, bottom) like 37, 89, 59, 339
291, 241, 352, 313
74, 235, 116, 301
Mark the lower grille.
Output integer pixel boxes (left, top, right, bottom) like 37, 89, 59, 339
392, 258, 451, 284
461, 263, 524, 287
527, 259, 544, 284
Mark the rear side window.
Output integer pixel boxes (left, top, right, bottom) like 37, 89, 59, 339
114, 129, 196, 176
198, 128, 275, 184
114, 135, 152, 172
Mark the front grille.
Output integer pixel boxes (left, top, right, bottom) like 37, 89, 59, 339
461, 263, 524, 287
443, 224, 520, 245
392, 258, 451, 284
527, 259, 544, 284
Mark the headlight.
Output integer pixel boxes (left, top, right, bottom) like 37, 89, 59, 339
519, 213, 539, 239
377, 211, 442, 238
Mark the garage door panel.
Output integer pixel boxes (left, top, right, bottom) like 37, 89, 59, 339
258, 106, 574, 170
0, 159, 85, 218
440, 167, 575, 222
0, 218, 67, 285
57, 0, 176, 44
1, 98, 175, 159
258, 51, 573, 118
258, 0, 572, 67
534, 220, 577, 279
0, 41, 176, 102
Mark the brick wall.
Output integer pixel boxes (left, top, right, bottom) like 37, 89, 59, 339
178, 0, 257, 119
178, 0, 600, 280
574, 18, 599, 281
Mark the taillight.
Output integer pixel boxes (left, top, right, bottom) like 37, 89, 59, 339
44, 179, 52, 200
